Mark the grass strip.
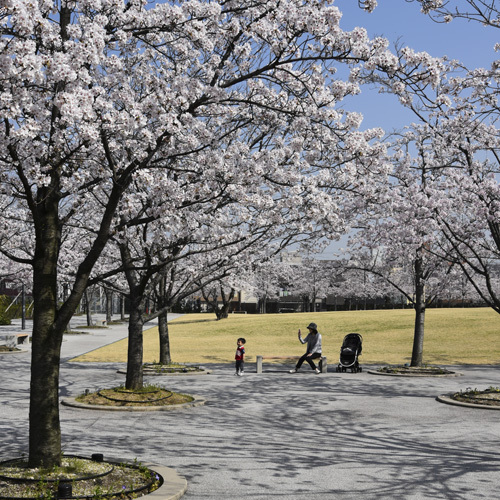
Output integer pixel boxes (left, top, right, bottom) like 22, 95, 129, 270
71, 308, 500, 366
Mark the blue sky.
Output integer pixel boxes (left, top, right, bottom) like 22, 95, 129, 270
334, 1, 499, 131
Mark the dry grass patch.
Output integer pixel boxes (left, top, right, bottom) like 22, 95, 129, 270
0, 345, 21, 352
451, 386, 500, 406
71, 308, 500, 366
76, 386, 193, 407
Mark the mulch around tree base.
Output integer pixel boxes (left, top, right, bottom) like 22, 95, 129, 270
437, 393, 500, 410
0, 459, 187, 500
61, 394, 206, 412
368, 366, 463, 377
117, 365, 212, 376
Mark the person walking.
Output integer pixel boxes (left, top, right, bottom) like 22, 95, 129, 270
289, 322, 322, 374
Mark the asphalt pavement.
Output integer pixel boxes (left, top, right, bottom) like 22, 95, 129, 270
1, 315, 500, 499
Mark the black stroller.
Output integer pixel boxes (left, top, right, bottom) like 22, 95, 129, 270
336, 333, 363, 373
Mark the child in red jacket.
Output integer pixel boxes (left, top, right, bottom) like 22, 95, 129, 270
235, 338, 246, 376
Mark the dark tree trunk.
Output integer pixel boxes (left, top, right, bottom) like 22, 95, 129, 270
120, 240, 147, 390
202, 285, 235, 320
29, 203, 63, 467
121, 295, 125, 320
156, 276, 172, 365
411, 253, 425, 367
105, 288, 113, 323
260, 297, 267, 314
125, 295, 144, 390
217, 287, 235, 319
29, 302, 63, 468
158, 310, 171, 365
84, 289, 93, 326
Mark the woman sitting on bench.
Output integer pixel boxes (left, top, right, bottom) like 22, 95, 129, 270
289, 322, 322, 374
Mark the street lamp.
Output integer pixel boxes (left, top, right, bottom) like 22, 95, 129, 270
21, 283, 26, 330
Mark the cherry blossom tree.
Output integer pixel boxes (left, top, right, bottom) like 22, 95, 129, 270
387, 119, 500, 313
151, 247, 283, 364
153, 262, 214, 366
344, 135, 472, 366
368, 1, 500, 314
330, 262, 391, 310
0, 0, 406, 468
199, 280, 236, 319
409, 0, 500, 27
112, 220, 265, 387
97, 158, 324, 386
284, 256, 339, 311
249, 259, 289, 313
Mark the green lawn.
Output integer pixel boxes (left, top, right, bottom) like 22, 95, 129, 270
72, 308, 500, 366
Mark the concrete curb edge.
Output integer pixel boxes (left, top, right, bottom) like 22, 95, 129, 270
142, 462, 188, 500
61, 394, 207, 412
436, 394, 500, 410
367, 370, 463, 377
97, 459, 187, 500
117, 369, 213, 376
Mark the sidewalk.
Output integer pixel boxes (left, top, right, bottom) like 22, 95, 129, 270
1, 316, 500, 499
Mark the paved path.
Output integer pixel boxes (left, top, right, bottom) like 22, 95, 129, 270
1, 317, 500, 499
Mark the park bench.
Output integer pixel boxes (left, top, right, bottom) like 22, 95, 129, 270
0, 333, 29, 349
256, 355, 327, 374
15, 333, 29, 345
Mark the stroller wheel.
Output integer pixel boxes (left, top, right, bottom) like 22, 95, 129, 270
342, 367, 346, 372
336, 366, 341, 372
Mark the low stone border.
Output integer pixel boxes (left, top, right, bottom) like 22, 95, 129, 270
141, 462, 187, 500
117, 368, 212, 376
143, 369, 212, 376
367, 369, 463, 377
0, 349, 28, 355
61, 394, 206, 412
0, 458, 187, 500
97, 460, 187, 500
436, 394, 500, 410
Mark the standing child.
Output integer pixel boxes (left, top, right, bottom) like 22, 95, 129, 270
235, 338, 246, 376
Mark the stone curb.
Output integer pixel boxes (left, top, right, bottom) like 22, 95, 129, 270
97, 459, 187, 500
61, 394, 206, 412
436, 394, 500, 410
143, 370, 212, 376
117, 369, 213, 376
0, 458, 186, 500
367, 370, 463, 377
141, 462, 187, 500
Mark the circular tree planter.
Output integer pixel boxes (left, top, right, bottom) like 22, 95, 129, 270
437, 387, 500, 409
144, 363, 212, 376
0, 455, 187, 499
0, 348, 26, 355
117, 364, 212, 376
368, 365, 462, 377
61, 386, 206, 412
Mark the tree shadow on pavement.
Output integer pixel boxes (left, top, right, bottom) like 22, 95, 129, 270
51, 366, 500, 499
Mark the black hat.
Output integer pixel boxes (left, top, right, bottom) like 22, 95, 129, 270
307, 322, 317, 330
